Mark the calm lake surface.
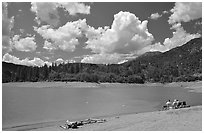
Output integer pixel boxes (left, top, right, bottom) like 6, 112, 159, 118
2, 82, 202, 129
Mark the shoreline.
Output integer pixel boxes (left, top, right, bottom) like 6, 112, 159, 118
5, 105, 201, 131
3, 81, 202, 131
3, 80, 202, 89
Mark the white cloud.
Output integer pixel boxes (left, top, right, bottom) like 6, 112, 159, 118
30, 58, 48, 66
2, 2, 14, 54
81, 53, 122, 64
44, 56, 50, 60
66, 59, 76, 63
3, 53, 50, 67
162, 10, 169, 14
141, 2, 201, 54
85, 11, 154, 54
2, 3, 14, 36
56, 58, 64, 62
82, 11, 154, 64
2, 36, 13, 54
149, 13, 162, 20
3, 53, 21, 65
54, 58, 76, 65
148, 42, 167, 53
54, 58, 64, 65
168, 2, 202, 24
35, 19, 87, 52
140, 25, 201, 53
35, 11, 154, 64
31, 2, 90, 27
58, 2, 90, 15
13, 35, 37, 52
31, 2, 60, 27
81, 53, 139, 64
43, 40, 57, 51
19, 29, 25, 34
162, 26, 201, 51
85, 25, 109, 41
137, 42, 166, 54
158, 2, 202, 53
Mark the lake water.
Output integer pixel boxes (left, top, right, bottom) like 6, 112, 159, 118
2, 82, 202, 130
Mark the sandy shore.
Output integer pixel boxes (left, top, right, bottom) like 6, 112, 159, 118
33, 105, 201, 131
77, 105, 202, 131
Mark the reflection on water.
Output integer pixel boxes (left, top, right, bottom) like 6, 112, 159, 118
2, 83, 201, 129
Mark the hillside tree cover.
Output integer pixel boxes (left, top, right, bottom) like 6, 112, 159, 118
2, 38, 202, 84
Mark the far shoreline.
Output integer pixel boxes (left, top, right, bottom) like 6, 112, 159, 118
3, 80, 202, 92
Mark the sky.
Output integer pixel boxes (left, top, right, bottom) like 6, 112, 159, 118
2, 2, 202, 66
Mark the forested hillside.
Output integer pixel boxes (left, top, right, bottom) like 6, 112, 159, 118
2, 37, 202, 83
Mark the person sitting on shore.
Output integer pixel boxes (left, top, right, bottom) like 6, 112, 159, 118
175, 100, 180, 108
166, 100, 172, 109
177, 100, 183, 108
182, 101, 187, 107
172, 99, 178, 109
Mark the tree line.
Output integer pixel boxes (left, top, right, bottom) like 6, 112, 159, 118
2, 59, 201, 84
2, 37, 202, 84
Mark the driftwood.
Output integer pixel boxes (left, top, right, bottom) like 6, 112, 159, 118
60, 118, 106, 130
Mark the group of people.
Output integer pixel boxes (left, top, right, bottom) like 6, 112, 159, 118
164, 99, 188, 110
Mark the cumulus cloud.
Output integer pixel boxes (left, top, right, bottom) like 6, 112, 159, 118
162, 25, 201, 51
43, 40, 57, 51
82, 11, 154, 64
58, 2, 90, 15
81, 53, 122, 64
162, 10, 169, 14
137, 42, 167, 54
3, 53, 50, 67
2, 2, 14, 54
66, 59, 76, 63
35, 19, 87, 52
31, 2, 90, 27
34, 11, 154, 64
150, 2, 202, 53
55, 58, 64, 65
141, 25, 201, 53
13, 35, 37, 52
31, 2, 60, 27
141, 2, 202, 54
168, 2, 202, 24
149, 13, 162, 20
54, 58, 76, 65
81, 53, 139, 64
85, 11, 154, 54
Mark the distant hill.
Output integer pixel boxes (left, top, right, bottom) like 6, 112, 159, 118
2, 37, 202, 83
124, 37, 201, 70
123, 37, 202, 82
